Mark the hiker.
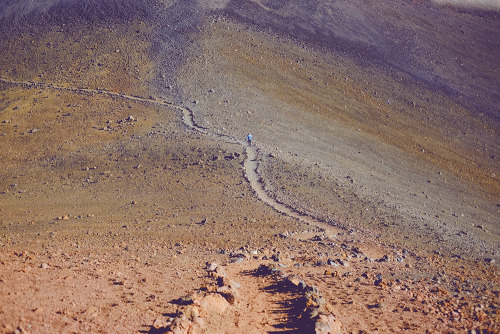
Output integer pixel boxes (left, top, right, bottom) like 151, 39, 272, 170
247, 133, 252, 146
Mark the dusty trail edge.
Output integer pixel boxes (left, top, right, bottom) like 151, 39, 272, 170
0, 77, 343, 236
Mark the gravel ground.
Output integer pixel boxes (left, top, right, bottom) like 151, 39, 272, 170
0, 1, 498, 333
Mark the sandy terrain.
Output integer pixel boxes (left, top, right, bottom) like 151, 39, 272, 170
0, 0, 499, 333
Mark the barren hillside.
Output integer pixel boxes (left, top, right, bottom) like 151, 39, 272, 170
0, 1, 499, 333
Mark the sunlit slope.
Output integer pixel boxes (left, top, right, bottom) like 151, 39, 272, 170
180, 16, 499, 255
224, 0, 500, 120
183, 17, 499, 199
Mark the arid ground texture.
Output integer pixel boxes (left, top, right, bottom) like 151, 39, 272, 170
0, 0, 499, 333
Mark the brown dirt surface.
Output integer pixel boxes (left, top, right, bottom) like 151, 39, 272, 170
0, 1, 499, 333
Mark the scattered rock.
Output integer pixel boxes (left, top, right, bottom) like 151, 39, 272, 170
285, 274, 304, 288
257, 263, 282, 275
230, 257, 244, 264
378, 255, 391, 262
174, 294, 198, 306
315, 313, 342, 334
206, 262, 218, 271
200, 294, 229, 314
327, 259, 339, 266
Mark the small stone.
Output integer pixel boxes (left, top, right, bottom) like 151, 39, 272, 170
176, 294, 196, 305
229, 280, 241, 289
152, 317, 168, 329
315, 314, 342, 334
378, 255, 391, 262
201, 294, 229, 314
257, 263, 281, 275
41, 263, 49, 269
337, 259, 349, 267
327, 259, 339, 266
215, 266, 226, 278
231, 257, 244, 264
218, 290, 236, 305
207, 262, 218, 271
285, 275, 303, 287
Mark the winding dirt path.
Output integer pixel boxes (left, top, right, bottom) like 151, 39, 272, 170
0, 76, 342, 235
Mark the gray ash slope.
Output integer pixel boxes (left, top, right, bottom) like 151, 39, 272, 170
223, 0, 500, 122
1, 0, 499, 260
2, 0, 499, 118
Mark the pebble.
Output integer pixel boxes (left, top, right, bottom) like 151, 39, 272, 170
41, 263, 49, 269
315, 314, 343, 334
230, 257, 244, 264
215, 266, 226, 278
378, 254, 391, 262
271, 253, 281, 262
229, 280, 241, 289
201, 294, 229, 314
337, 259, 349, 267
207, 262, 218, 271
327, 259, 339, 266
285, 275, 303, 287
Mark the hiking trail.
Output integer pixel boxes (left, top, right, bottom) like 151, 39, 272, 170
0, 77, 342, 235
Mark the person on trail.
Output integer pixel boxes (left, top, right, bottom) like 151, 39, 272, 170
247, 133, 252, 146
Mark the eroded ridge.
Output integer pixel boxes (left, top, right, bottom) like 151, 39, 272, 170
0, 76, 342, 235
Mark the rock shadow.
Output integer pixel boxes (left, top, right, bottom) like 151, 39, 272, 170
244, 267, 314, 333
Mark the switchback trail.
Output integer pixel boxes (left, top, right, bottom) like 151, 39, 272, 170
0, 77, 342, 235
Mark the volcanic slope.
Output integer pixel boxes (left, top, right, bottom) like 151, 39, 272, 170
180, 8, 500, 259
0, 0, 499, 333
